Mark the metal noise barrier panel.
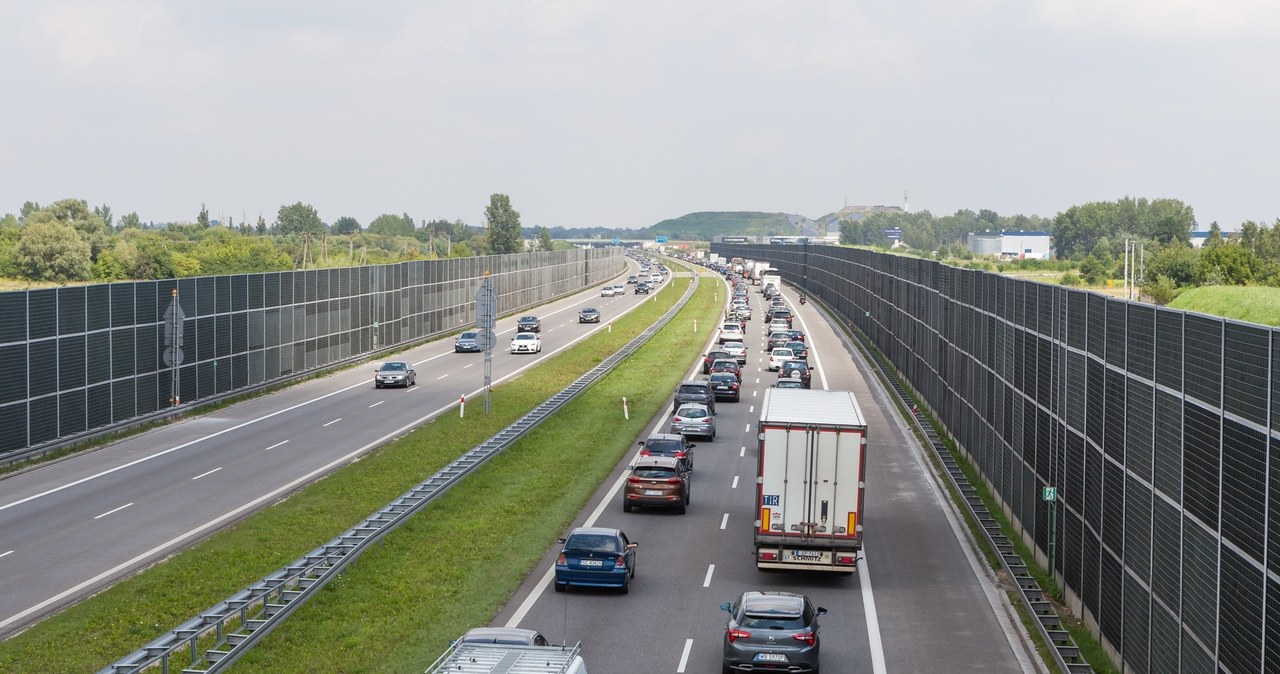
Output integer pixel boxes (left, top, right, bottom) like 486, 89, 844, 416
99, 267, 699, 674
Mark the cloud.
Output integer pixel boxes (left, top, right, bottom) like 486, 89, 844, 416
1035, 0, 1280, 39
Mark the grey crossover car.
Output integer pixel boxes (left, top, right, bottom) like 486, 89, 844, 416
721, 591, 827, 673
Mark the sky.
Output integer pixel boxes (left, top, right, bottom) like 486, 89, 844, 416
2, 1, 1278, 231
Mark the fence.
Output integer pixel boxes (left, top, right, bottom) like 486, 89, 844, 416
0, 248, 623, 458
715, 243, 1279, 674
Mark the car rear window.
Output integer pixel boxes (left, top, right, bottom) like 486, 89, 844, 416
679, 384, 710, 394
566, 534, 621, 553
741, 613, 806, 630
633, 466, 677, 479
645, 438, 683, 454
677, 407, 708, 419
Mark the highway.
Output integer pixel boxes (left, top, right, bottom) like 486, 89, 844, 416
489, 273, 1043, 673
0, 260, 657, 639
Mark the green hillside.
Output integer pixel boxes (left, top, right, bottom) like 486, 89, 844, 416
1167, 285, 1280, 327
647, 212, 798, 240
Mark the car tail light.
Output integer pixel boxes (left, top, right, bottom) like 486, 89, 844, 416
732, 384, 739, 390
639, 448, 652, 457
628, 476, 644, 484
665, 477, 682, 485
727, 628, 752, 644
556, 553, 567, 566
614, 554, 628, 569
675, 451, 687, 458
702, 418, 711, 423
673, 416, 683, 423
792, 631, 817, 646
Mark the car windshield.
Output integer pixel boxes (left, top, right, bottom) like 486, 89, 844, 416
566, 534, 621, 553
380, 362, 406, 371
460, 332, 476, 339
633, 466, 677, 479
515, 334, 534, 340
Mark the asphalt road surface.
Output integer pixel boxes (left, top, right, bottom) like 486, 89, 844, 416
488, 274, 1045, 674
0, 259, 665, 638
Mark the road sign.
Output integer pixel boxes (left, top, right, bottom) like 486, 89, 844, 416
475, 329, 497, 351
163, 294, 186, 366
475, 276, 497, 333
1042, 487, 1057, 502
655, 235, 669, 244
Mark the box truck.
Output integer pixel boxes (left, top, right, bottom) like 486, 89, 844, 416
755, 388, 867, 573
759, 269, 781, 294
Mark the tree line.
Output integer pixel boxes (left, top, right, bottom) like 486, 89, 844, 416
0, 194, 559, 284
837, 197, 1280, 304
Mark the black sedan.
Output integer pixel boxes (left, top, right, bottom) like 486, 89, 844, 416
579, 307, 601, 323
517, 316, 541, 332
635, 282, 651, 295
454, 330, 481, 353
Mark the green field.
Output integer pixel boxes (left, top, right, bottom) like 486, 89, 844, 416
1167, 285, 1280, 327
0, 270, 724, 674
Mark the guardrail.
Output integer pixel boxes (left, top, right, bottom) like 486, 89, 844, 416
99, 271, 700, 674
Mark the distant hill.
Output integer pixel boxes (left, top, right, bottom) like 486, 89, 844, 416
648, 212, 799, 240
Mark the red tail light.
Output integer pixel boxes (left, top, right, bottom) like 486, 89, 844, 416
614, 554, 627, 569
673, 416, 683, 423
639, 448, 651, 456
792, 631, 816, 646
628, 476, 644, 483
727, 628, 751, 643
675, 451, 687, 458
556, 553, 567, 566
702, 418, 711, 423
732, 384, 739, 390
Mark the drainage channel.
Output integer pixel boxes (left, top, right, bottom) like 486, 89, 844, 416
100, 272, 700, 674
850, 331, 1093, 674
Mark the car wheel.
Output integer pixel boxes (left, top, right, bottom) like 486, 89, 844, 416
623, 501, 633, 513
374, 383, 381, 389
676, 502, 686, 515
554, 581, 566, 593
722, 664, 734, 674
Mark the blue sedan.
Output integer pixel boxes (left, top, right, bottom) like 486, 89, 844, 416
553, 527, 638, 594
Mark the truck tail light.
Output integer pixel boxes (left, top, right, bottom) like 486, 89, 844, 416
727, 628, 751, 643
792, 631, 816, 646
758, 550, 778, 561
836, 554, 857, 565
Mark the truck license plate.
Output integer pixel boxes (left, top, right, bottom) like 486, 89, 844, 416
789, 550, 824, 561
754, 653, 787, 662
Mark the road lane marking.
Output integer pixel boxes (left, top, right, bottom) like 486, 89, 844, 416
731, 475, 739, 489
676, 638, 694, 673
860, 550, 888, 674
740, 446, 746, 457
94, 503, 134, 520
191, 467, 222, 481
322, 418, 342, 427
744, 424, 750, 433
720, 514, 729, 530
753, 390, 758, 397
463, 363, 474, 368
436, 374, 449, 380
703, 565, 715, 587
749, 405, 754, 413
265, 440, 288, 451
0, 551, 13, 559
368, 401, 383, 408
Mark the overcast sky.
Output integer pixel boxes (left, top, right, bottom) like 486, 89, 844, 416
2, 1, 1277, 231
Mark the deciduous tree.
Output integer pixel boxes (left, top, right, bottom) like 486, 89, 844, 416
274, 202, 325, 235
367, 213, 415, 236
485, 194, 523, 254
332, 216, 361, 235
15, 220, 92, 281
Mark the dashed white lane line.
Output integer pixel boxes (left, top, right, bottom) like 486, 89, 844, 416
720, 514, 729, 530
322, 418, 342, 427
191, 467, 222, 481
749, 405, 754, 413
744, 424, 750, 433
368, 401, 384, 408
93, 503, 134, 520
264, 440, 288, 451
740, 446, 746, 457
463, 362, 475, 368
0, 550, 13, 559
732, 475, 739, 489
437, 374, 449, 380
676, 638, 694, 673
703, 564, 716, 587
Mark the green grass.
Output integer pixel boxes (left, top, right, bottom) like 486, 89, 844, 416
0, 269, 724, 674
1168, 284, 1280, 326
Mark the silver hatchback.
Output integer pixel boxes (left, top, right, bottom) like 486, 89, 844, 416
721, 591, 826, 673
670, 403, 716, 441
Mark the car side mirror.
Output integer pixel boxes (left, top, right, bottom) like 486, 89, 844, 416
720, 602, 732, 612
816, 607, 828, 616
557, 538, 566, 544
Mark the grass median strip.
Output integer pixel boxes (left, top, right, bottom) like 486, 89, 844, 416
0, 271, 723, 674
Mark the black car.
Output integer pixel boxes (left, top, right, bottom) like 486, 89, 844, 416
702, 349, 733, 374
579, 307, 601, 323
635, 282, 651, 295
517, 316, 541, 332
454, 330, 481, 353
627, 275, 639, 284
708, 372, 741, 402
786, 340, 809, 361
672, 380, 717, 415
778, 360, 812, 388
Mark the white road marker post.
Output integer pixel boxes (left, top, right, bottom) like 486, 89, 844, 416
459, 395, 465, 418
622, 397, 630, 420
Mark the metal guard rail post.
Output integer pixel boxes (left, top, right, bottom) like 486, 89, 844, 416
100, 270, 700, 674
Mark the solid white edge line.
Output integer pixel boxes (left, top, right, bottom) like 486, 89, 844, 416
859, 549, 888, 674
676, 637, 694, 673
702, 564, 715, 587
720, 513, 729, 530
191, 467, 222, 481
93, 503, 134, 520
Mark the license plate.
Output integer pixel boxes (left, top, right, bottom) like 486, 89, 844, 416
644, 490, 664, 495
754, 653, 787, 662
789, 550, 824, 561
579, 559, 603, 567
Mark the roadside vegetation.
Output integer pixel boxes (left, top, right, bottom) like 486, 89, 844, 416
0, 268, 722, 674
